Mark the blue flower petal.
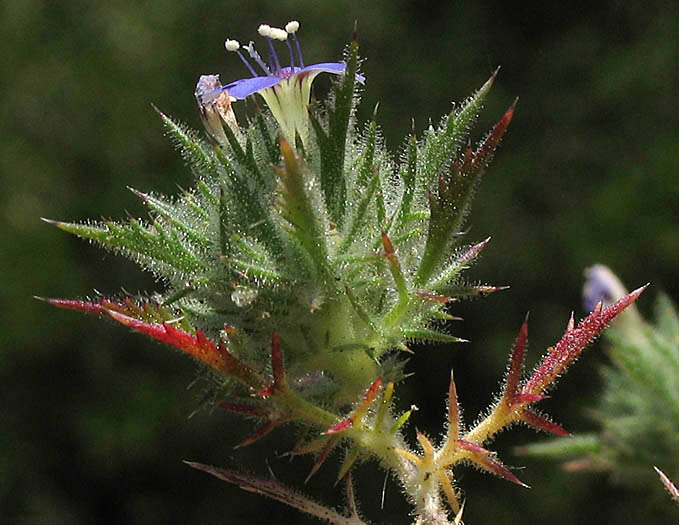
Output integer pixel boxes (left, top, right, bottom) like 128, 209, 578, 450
200, 62, 364, 105
300, 62, 365, 83
224, 76, 283, 100
300, 62, 347, 74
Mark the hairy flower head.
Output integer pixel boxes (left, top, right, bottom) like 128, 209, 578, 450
197, 20, 362, 147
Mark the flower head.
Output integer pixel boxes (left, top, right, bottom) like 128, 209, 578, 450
197, 21, 362, 147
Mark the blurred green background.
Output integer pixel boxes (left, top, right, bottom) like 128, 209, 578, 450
2, 0, 677, 523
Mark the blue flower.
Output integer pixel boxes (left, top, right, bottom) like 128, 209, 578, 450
582, 264, 627, 312
197, 21, 363, 147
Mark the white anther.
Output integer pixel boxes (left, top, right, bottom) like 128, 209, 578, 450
224, 39, 240, 52
269, 27, 288, 41
258, 24, 271, 37
285, 20, 300, 33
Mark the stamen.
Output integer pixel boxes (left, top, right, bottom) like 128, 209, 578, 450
267, 38, 281, 73
225, 39, 259, 78
285, 24, 299, 73
257, 23, 281, 73
270, 28, 289, 73
243, 42, 271, 75
269, 27, 288, 41
285, 39, 295, 71
287, 21, 304, 68
224, 39, 240, 52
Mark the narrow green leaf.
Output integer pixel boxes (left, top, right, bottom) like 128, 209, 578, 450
393, 132, 418, 232
339, 171, 380, 255
402, 328, 467, 344
277, 139, 330, 284
356, 121, 377, 188
157, 109, 219, 180
230, 233, 268, 264
381, 234, 411, 329
54, 220, 203, 273
345, 285, 380, 336
214, 142, 285, 262
375, 179, 386, 229
390, 227, 425, 247
220, 256, 286, 283
256, 111, 279, 164
182, 190, 210, 219
420, 68, 498, 188
162, 286, 197, 305
316, 41, 360, 227
197, 180, 219, 207
390, 407, 414, 434
128, 188, 211, 248
219, 187, 229, 256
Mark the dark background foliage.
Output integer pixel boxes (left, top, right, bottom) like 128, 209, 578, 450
2, 1, 677, 523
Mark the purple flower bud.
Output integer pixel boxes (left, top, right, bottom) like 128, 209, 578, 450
582, 264, 627, 313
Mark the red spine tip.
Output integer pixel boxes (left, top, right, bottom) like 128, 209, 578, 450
324, 418, 354, 435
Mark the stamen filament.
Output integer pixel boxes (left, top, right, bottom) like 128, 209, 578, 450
225, 40, 259, 78
236, 52, 259, 78
258, 24, 281, 73
265, 37, 281, 73
285, 39, 295, 71
291, 32, 304, 68
243, 42, 271, 75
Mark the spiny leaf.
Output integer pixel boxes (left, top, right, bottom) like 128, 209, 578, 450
339, 170, 381, 255
106, 310, 263, 387
306, 435, 341, 482
448, 370, 460, 442
213, 147, 285, 262
390, 406, 416, 434
287, 435, 334, 457
402, 328, 468, 344
381, 233, 410, 326
128, 188, 212, 248
276, 138, 330, 284
41, 295, 180, 325
417, 97, 512, 287
393, 131, 418, 233
523, 285, 648, 394
51, 219, 204, 274
220, 256, 287, 283
438, 470, 461, 515
256, 111, 279, 164
470, 98, 516, 172
259, 331, 288, 396
356, 120, 377, 188
312, 40, 360, 227
501, 315, 529, 405
420, 67, 499, 188
336, 447, 360, 483
457, 440, 528, 487
374, 380, 394, 430
156, 108, 220, 180
184, 462, 367, 525
439, 284, 510, 298
654, 466, 679, 503
521, 410, 569, 436
236, 420, 287, 448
